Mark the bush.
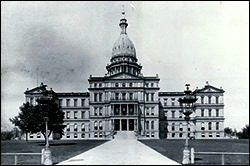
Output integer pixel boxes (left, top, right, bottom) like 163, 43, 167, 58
1, 131, 14, 140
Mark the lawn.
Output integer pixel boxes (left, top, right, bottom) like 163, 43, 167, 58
139, 139, 249, 165
1, 139, 108, 165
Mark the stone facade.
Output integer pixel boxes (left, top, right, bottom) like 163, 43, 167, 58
23, 11, 225, 140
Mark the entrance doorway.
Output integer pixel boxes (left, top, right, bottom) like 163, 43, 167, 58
129, 119, 134, 131
114, 119, 120, 131
121, 119, 127, 131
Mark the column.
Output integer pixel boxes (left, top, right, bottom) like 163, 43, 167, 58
119, 104, 121, 115
127, 104, 128, 115
120, 119, 122, 131
127, 119, 129, 131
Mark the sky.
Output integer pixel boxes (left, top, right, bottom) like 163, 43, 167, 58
1, 1, 249, 132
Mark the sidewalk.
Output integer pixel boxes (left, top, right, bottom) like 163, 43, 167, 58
57, 131, 180, 165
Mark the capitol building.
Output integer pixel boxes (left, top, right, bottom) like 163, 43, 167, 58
24, 11, 225, 140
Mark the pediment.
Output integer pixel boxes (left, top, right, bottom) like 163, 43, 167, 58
195, 85, 224, 93
24, 86, 47, 94
106, 73, 141, 80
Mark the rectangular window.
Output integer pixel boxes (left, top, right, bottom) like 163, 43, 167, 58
216, 96, 219, 104
94, 132, 98, 137
94, 93, 98, 102
151, 93, 154, 101
115, 83, 119, 87
208, 109, 212, 117
66, 111, 70, 119
81, 99, 85, 107
122, 93, 126, 100
99, 132, 103, 138
74, 111, 78, 119
151, 132, 155, 137
172, 133, 175, 137
179, 133, 183, 138
37, 133, 41, 138
129, 93, 133, 100
201, 96, 204, 104
146, 93, 149, 101
81, 133, 85, 138
201, 109, 204, 117
74, 124, 78, 132
216, 132, 220, 137
201, 133, 205, 137
66, 133, 70, 138
99, 83, 102, 88
66, 99, 70, 107
145, 83, 149, 87
129, 82, 133, 87
99, 93, 102, 102
122, 83, 126, 87
94, 83, 97, 88
209, 132, 213, 137
115, 93, 119, 100
151, 83, 154, 87
99, 121, 103, 130
216, 109, 219, 117
29, 134, 33, 138
74, 133, 77, 138
179, 123, 183, 131
74, 99, 78, 107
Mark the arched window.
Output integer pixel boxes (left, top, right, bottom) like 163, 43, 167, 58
67, 123, 70, 131
172, 123, 175, 131
81, 123, 85, 131
208, 122, 212, 130
179, 123, 183, 131
151, 121, 154, 130
216, 122, 219, 130
74, 123, 78, 131
94, 121, 98, 130
201, 122, 205, 130
99, 121, 103, 130
146, 121, 149, 130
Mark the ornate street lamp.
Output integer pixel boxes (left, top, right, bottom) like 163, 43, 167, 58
178, 84, 197, 165
36, 90, 53, 165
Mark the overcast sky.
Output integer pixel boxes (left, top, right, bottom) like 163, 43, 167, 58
1, 1, 249, 131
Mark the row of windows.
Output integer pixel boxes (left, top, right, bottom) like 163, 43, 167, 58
146, 121, 155, 130
163, 96, 221, 106
66, 111, 85, 119
169, 109, 221, 118
66, 133, 86, 138
171, 122, 220, 131
94, 107, 103, 116
66, 123, 86, 132
91, 82, 157, 88
201, 109, 220, 117
146, 132, 155, 137
60, 99, 85, 107
171, 132, 220, 138
146, 107, 155, 115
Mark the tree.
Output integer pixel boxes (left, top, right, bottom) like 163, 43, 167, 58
10, 102, 34, 142
224, 127, 233, 137
237, 124, 249, 139
10, 99, 65, 143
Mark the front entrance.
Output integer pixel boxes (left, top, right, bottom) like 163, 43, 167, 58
114, 119, 120, 131
129, 119, 134, 131
121, 119, 127, 131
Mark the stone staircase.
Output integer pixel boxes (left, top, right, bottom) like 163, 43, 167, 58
114, 131, 137, 139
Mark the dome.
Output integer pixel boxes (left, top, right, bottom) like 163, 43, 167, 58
112, 34, 136, 58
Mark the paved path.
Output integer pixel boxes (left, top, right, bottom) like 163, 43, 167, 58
57, 131, 180, 165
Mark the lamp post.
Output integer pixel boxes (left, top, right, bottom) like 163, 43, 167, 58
178, 84, 197, 165
36, 91, 53, 165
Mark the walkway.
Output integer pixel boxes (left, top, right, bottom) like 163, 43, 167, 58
57, 131, 180, 165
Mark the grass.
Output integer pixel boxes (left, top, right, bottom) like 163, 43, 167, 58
1, 139, 108, 165
139, 139, 249, 165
